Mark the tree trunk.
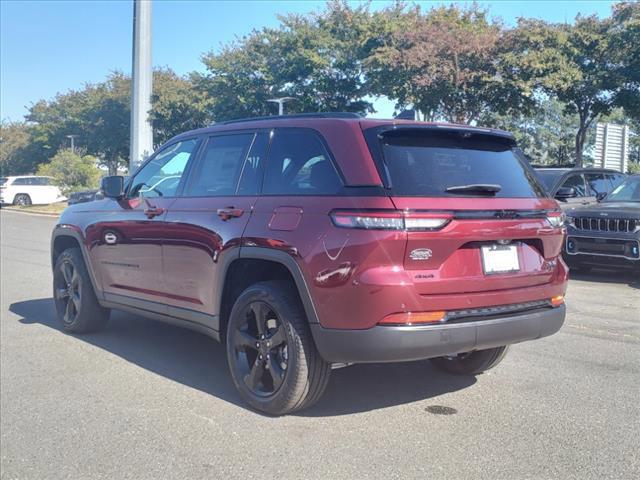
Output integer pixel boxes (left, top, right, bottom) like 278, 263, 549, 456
575, 128, 584, 168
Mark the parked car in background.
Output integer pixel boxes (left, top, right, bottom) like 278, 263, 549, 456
67, 189, 103, 205
51, 113, 568, 415
564, 174, 640, 274
534, 167, 625, 208
0, 176, 66, 206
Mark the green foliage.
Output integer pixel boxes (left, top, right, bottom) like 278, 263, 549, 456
198, 0, 378, 121
610, 2, 640, 122
0, 121, 36, 175
484, 96, 579, 165
151, 69, 213, 144
366, 4, 533, 123
36, 149, 101, 194
507, 12, 630, 165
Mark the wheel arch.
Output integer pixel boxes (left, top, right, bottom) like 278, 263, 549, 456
51, 226, 102, 299
217, 247, 320, 338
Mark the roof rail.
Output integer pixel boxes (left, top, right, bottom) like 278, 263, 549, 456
217, 112, 362, 125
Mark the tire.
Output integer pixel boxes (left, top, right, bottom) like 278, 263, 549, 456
13, 194, 32, 206
226, 280, 331, 415
53, 247, 109, 333
430, 346, 509, 375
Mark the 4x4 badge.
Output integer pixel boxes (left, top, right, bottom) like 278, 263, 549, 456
410, 248, 433, 260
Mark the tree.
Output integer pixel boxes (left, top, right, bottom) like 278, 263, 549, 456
366, 4, 532, 123
509, 15, 621, 167
0, 121, 35, 175
36, 149, 101, 194
26, 73, 130, 175
151, 68, 212, 145
197, 1, 377, 121
610, 2, 640, 122
484, 96, 579, 165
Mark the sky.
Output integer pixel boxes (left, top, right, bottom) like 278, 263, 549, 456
0, 0, 617, 122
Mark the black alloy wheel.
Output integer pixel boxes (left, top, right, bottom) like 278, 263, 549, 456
231, 301, 289, 396
54, 259, 81, 325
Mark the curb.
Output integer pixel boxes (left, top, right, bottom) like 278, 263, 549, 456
1, 206, 62, 217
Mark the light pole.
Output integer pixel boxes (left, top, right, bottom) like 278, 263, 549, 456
130, 0, 153, 173
66, 135, 77, 152
268, 97, 295, 116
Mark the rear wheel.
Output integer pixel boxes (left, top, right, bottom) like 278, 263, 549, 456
430, 346, 509, 375
226, 280, 330, 415
53, 247, 109, 333
14, 194, 32, 206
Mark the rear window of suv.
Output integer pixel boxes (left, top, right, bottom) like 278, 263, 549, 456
369, 129, 545, 198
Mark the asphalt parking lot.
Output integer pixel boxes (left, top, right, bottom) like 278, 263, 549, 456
1, 209, 639, 479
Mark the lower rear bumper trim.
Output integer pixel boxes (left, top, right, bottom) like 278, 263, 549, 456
311, 305, 565, 364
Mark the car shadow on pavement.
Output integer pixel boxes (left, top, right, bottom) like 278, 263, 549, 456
570, 269, 640, 288
11, 298, 476, 417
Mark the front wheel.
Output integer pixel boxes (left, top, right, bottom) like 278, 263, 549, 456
226, 281, 330, 415
53, 247, 110, 333
14, 194, 32, 206
430, 346, 509, 375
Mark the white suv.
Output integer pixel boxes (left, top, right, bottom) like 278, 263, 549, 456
0, 176, 66, 206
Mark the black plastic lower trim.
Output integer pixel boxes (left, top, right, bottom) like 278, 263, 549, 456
310, 305, 565, 364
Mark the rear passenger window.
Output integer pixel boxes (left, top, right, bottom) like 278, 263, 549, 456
561, 174, 587, 197
184, 134, 254, 197
263, 130, 342, 195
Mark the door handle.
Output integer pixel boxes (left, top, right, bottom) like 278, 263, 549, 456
144, 206, 165, 219
217, 207, 244, 221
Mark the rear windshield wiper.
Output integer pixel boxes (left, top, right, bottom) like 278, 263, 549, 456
445, 184, 502, 195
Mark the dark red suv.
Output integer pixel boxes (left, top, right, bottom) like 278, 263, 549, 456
51, 113, 568, 414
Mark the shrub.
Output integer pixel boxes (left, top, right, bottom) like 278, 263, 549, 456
36, 149, 101, 194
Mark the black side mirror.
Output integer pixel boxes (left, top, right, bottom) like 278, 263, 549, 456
101, 176, 125, 199
555, 187, 577, 200
596, 191, 607, 202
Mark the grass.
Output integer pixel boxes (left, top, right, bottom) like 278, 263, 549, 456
2, 201, 68, 215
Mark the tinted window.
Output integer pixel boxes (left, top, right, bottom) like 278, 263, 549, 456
237, 133, 268, 196
604, 177, 640, 202
561, 174, 587, 197
129, 139, 198, 198
585, 173, 610, 195
378, 133, 544, 197
535, 170, 565, 192
264, 130, 342, 195
12, 178, 29, 185
184, 134, 254, 197
608, 174, 625, 189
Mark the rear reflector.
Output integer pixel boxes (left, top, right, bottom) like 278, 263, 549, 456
379, 311, 447, 325
331, 210, 452, 231
550, 295, 565, 307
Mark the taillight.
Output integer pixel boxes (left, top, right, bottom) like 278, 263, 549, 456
330, 210, 452, 231
546, 211, 565, 228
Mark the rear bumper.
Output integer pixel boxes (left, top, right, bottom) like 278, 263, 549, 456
311, 305, 565, 364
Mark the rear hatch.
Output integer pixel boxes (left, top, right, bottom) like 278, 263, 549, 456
363, 125, 564, 295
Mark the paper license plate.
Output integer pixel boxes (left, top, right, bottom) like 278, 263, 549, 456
481, 244, 520, 274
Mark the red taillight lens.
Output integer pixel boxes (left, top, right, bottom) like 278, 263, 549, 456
330, 210, 452, 231
379, 311, 447, 325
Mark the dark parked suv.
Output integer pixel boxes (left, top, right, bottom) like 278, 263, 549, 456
51, 114, 568, 414
564, 174, 640, 273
